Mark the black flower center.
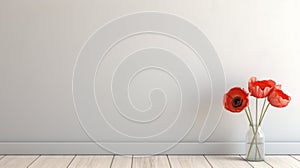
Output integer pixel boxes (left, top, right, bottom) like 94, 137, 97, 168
232, 96, 243, 108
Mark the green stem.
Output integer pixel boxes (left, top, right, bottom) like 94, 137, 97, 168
245, 109, 257, 135
255, 98, 258, 159
247, 106, 254, 126
244, 109, 252, 126
245, 107, 262, 159
258, 98, 267, 124
247, 100, 270, 160
256, 98, 258, 126
259, 103, 270, 126
247, 126, 262, 159
245, 108, 255, 136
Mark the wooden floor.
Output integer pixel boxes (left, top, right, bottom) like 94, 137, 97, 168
0, 155, 300, 168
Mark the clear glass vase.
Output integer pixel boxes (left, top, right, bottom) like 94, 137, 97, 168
246, 125, 265, 161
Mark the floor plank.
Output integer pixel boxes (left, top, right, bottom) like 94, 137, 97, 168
292, 155, 300, 161
264, 155, 300, 168
28, 155, 74, 168
247, 161, 272, 168
132, 155, 170, 168
111, 155, 132, 168
240, 155, 272, 168
205, 155, 252, 168
168, 155, 211, 168
1, 155, 300, 168
0, 155, 39, 168
68, 155, 113, 168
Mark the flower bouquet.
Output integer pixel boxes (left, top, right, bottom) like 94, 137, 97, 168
224, 77, 291, 161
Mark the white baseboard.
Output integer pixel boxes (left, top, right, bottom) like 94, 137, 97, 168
1, 142, 300, 154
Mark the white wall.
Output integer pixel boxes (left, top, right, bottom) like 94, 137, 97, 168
0, 0, 300, 154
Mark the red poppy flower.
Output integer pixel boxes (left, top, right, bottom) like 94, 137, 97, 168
248, 77, 276, 98
224, 87, 249, 113
268, 89, 291, 108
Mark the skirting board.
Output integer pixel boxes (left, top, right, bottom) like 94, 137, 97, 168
1, 142, 300, 154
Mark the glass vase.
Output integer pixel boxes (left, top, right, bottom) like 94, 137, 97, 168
245, 125, 265, 161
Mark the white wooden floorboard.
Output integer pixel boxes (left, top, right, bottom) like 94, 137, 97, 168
205, 155, 252, 168
264, 155, 300, 168
28, 155, 74, 168
292, 155, 300, 161
0, 155, 39, 168
1, 155, 300, 167
168, 155, 211, 168
68, 155, 113, 168
132, 155, 170, 168
247, 161, 272, 168
111, 155, 132, 168
240, 155, 272, 168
